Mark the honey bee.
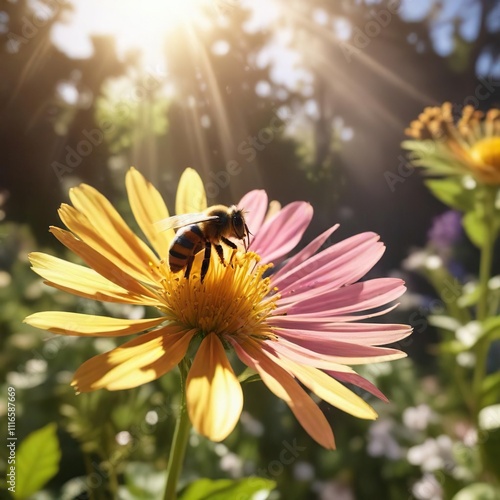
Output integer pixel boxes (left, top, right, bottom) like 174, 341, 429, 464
155, 205, 250, 282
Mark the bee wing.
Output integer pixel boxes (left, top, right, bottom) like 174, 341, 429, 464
154, 213, 219, 232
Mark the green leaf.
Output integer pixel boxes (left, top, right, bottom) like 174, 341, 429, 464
457, 284, 480, 308
482, 372, 500, 406
238, 367, 261, 384
463, 210, 488, 248
452, 482, 500, 500
475, 315, 500, 346
425, 178, 474, 212
180, 478, 276, 500
439, 339, 467, 354
14, 423, 61, 499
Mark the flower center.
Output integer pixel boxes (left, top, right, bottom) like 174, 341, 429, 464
470, 137, 500, 171
158, 251, 279, 341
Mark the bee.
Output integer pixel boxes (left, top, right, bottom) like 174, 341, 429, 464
155, 205, 250, 282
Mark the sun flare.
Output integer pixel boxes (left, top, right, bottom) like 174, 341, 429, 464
54, 0, 219, 64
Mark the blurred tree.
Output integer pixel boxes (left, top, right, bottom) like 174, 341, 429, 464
0, 0, 124, 244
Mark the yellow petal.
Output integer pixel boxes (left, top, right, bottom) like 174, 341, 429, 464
175, 168, 207, 215
50, 227, 159, 300
58, 204, 159, 285
125, 167, 174, 258
29, 252, 157, 305
186, 333, 243, 442
233, 339, 335, 449
72, 326, 195, 392
271, 353, 378, 420
24, 311, 165, 336
69, 183, 160, 272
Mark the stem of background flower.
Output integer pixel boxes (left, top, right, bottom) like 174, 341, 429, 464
472, 187, 497, 480
473, 188, 496, 395
476, 188, 496, 322
163, 358, 192, 500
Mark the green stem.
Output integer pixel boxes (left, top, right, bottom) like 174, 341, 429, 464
163, 359, 192, 500
473, 188, 496, 396
476, 188, 496, 322
472, 187, 497, 481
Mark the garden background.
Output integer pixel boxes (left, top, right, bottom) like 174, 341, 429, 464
1, 0, 500, 499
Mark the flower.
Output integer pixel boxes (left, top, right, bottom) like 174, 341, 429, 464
24, 167, 412, 449
402, 404, 437, 431
367, 419, 403, 460
403, 103, 500, 185
407, 436, 455, 472
411, 473, 443, 500
427, 210, 462, 252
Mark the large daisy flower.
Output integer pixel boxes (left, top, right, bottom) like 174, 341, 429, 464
25, 167, 412, 449
403, 102, 500, 185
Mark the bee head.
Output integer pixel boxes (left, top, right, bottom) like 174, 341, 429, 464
230, 206, 251, 250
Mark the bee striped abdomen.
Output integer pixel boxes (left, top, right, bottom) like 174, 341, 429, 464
169, 224, 204, 272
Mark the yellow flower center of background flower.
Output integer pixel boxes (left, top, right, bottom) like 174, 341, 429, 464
159, 251, 279, 341
470, 137, 500, 171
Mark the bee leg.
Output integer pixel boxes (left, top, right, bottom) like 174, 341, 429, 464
221, 236, 237, 249
214, 244, 225, 266
200, 241, 212, 283
184, 255, 195, 280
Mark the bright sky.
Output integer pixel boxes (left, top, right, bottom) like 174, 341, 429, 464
48, 0, 489, 80
51, 0, 216, 64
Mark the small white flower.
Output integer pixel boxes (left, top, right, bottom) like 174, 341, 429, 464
457, 352, 476, 367
402, 250, 429, 271
425, 255, 443, 270
145, 410, 158, 425
478, 404, 500, 431
26, 358, 48, 374
407, 436, 454, 472
115, 431, 132, 445
367, 419, 402, 460
403, 404, 437, 431
456, 321, 482, 348
488, 275, 500, 290
412, 473, 443, 500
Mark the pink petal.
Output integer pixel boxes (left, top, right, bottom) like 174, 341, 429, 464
276, 243, 385, 304
269, 303, 400, 326
250, 202, 313, 263
263, 338, 357, 372
231, 338, 336, 449
272, 323, 413, 346
260, 345, 378, 419
271, 332, 404, 360
238, 190, 268, 238
328, 371, 388, 402
272, 232, 381, 291
272, 224, 339, 274
278, 278, 406, 317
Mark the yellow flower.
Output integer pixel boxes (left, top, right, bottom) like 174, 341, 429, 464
404, 103, 500, 185
25, 168, 411, 449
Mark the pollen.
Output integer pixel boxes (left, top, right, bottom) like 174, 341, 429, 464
158, 251, 279, 341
